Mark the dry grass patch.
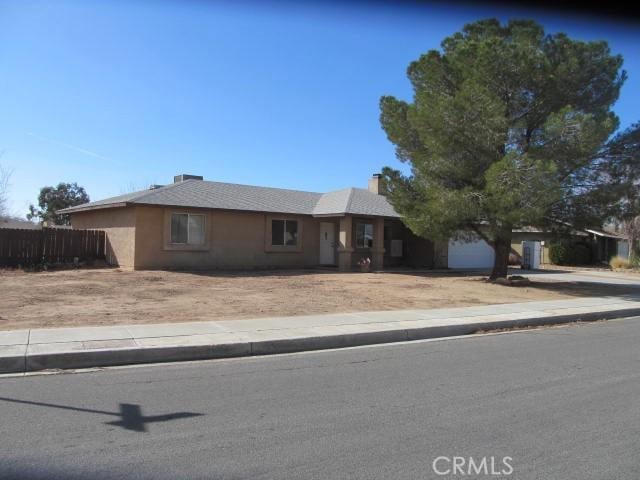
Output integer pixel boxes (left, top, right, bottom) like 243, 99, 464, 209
0, 268, 634, 330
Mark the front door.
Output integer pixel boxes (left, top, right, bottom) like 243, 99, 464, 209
319, 222, 335, 265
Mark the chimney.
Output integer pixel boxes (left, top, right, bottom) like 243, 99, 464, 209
368, 173, 383, 195
174, 174, 204, 183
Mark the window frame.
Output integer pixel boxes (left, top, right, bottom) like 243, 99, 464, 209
164, 210, 209, 251
355, 221, 374, 249
170, 213, 189, 244
265, 215, 303, 253
271, 219, 298, 247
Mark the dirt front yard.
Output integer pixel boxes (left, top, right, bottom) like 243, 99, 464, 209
0, 268, 635, 330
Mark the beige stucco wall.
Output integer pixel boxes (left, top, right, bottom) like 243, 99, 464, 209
71, 207, 137, 268
511, 232, 556, 264
132, 206, 329, 270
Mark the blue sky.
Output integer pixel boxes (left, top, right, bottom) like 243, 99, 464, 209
1, 0, 638, 216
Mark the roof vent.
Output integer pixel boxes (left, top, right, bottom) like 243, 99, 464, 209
149, 184, 164, 190
174, 174, 204, 183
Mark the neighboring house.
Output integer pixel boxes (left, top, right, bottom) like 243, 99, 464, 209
584, 228, 629, 262
0, 218, 41, 230
0, 219, 73, 230
59, 174, 438, 271
448, 226, 630, 269
442, 227, 563, 269
510, 226, 586, 265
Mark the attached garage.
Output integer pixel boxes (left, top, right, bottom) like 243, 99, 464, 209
448, 236, 495, 269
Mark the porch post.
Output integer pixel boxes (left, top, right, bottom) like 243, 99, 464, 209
337, 215, 354, 272
371, 217, 385, 271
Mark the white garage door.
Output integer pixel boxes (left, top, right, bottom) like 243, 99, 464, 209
617, 240, 630, 260
448, 237, 495, 269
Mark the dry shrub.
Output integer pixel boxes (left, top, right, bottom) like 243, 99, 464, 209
610, 256, 630, 269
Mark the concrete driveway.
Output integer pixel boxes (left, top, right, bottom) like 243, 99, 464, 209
513, 268, 640, 287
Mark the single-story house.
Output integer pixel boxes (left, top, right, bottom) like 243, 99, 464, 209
59, 173, 630, 271
59, 174, 441, 271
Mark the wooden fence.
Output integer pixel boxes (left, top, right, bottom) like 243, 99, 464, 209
0, 227, 106, 266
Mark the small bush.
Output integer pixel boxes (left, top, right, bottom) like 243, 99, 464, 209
549, 241, 592, 265
610, 255, 630, 269
548, 242, 568, 265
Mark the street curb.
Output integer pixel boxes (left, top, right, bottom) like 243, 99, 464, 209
3, 308, 640, 374
0, 349, 26, 375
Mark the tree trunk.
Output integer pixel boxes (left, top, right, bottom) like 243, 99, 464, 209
490, 233, 511, 280
628, 230, 637, 264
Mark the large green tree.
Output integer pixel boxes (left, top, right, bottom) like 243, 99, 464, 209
380, 18, 640, 279
27, 182, 89, 225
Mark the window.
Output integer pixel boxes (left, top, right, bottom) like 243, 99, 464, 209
356, 222, 373, 248
384, 225, 392, 254
272, 220, 284, 245
171, 213, 205, 245
171, 214, 188, 244
272, 219, 298, 246
285, 220, 298, 246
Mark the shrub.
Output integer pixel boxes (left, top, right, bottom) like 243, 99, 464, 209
549, 241, 593, 265
548, 242, 567, 265
610, 255, 630, 269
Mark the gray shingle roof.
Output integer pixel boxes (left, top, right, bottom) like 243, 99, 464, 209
312, 188, 353, 216
312, 188, 399, 217
59, 179, 400, 218
343, 188, 399, 217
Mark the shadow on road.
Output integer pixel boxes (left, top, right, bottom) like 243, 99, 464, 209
0, 396, 203, 433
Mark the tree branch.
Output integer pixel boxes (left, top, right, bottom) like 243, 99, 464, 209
467, 223, 493, 246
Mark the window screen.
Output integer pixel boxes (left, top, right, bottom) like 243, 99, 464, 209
171, 213, 204, 245
171, 214, 188, 244
188, 215, 205, 245
285, 220, 298, 246
356, 222, 373, 248
272, 219, 298, 246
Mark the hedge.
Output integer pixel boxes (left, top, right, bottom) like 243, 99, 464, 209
548, 241, 592, 265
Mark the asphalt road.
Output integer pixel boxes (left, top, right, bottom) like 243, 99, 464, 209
1, 319, 640, 480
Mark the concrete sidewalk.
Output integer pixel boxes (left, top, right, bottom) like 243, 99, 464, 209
2, 296, 640, 374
